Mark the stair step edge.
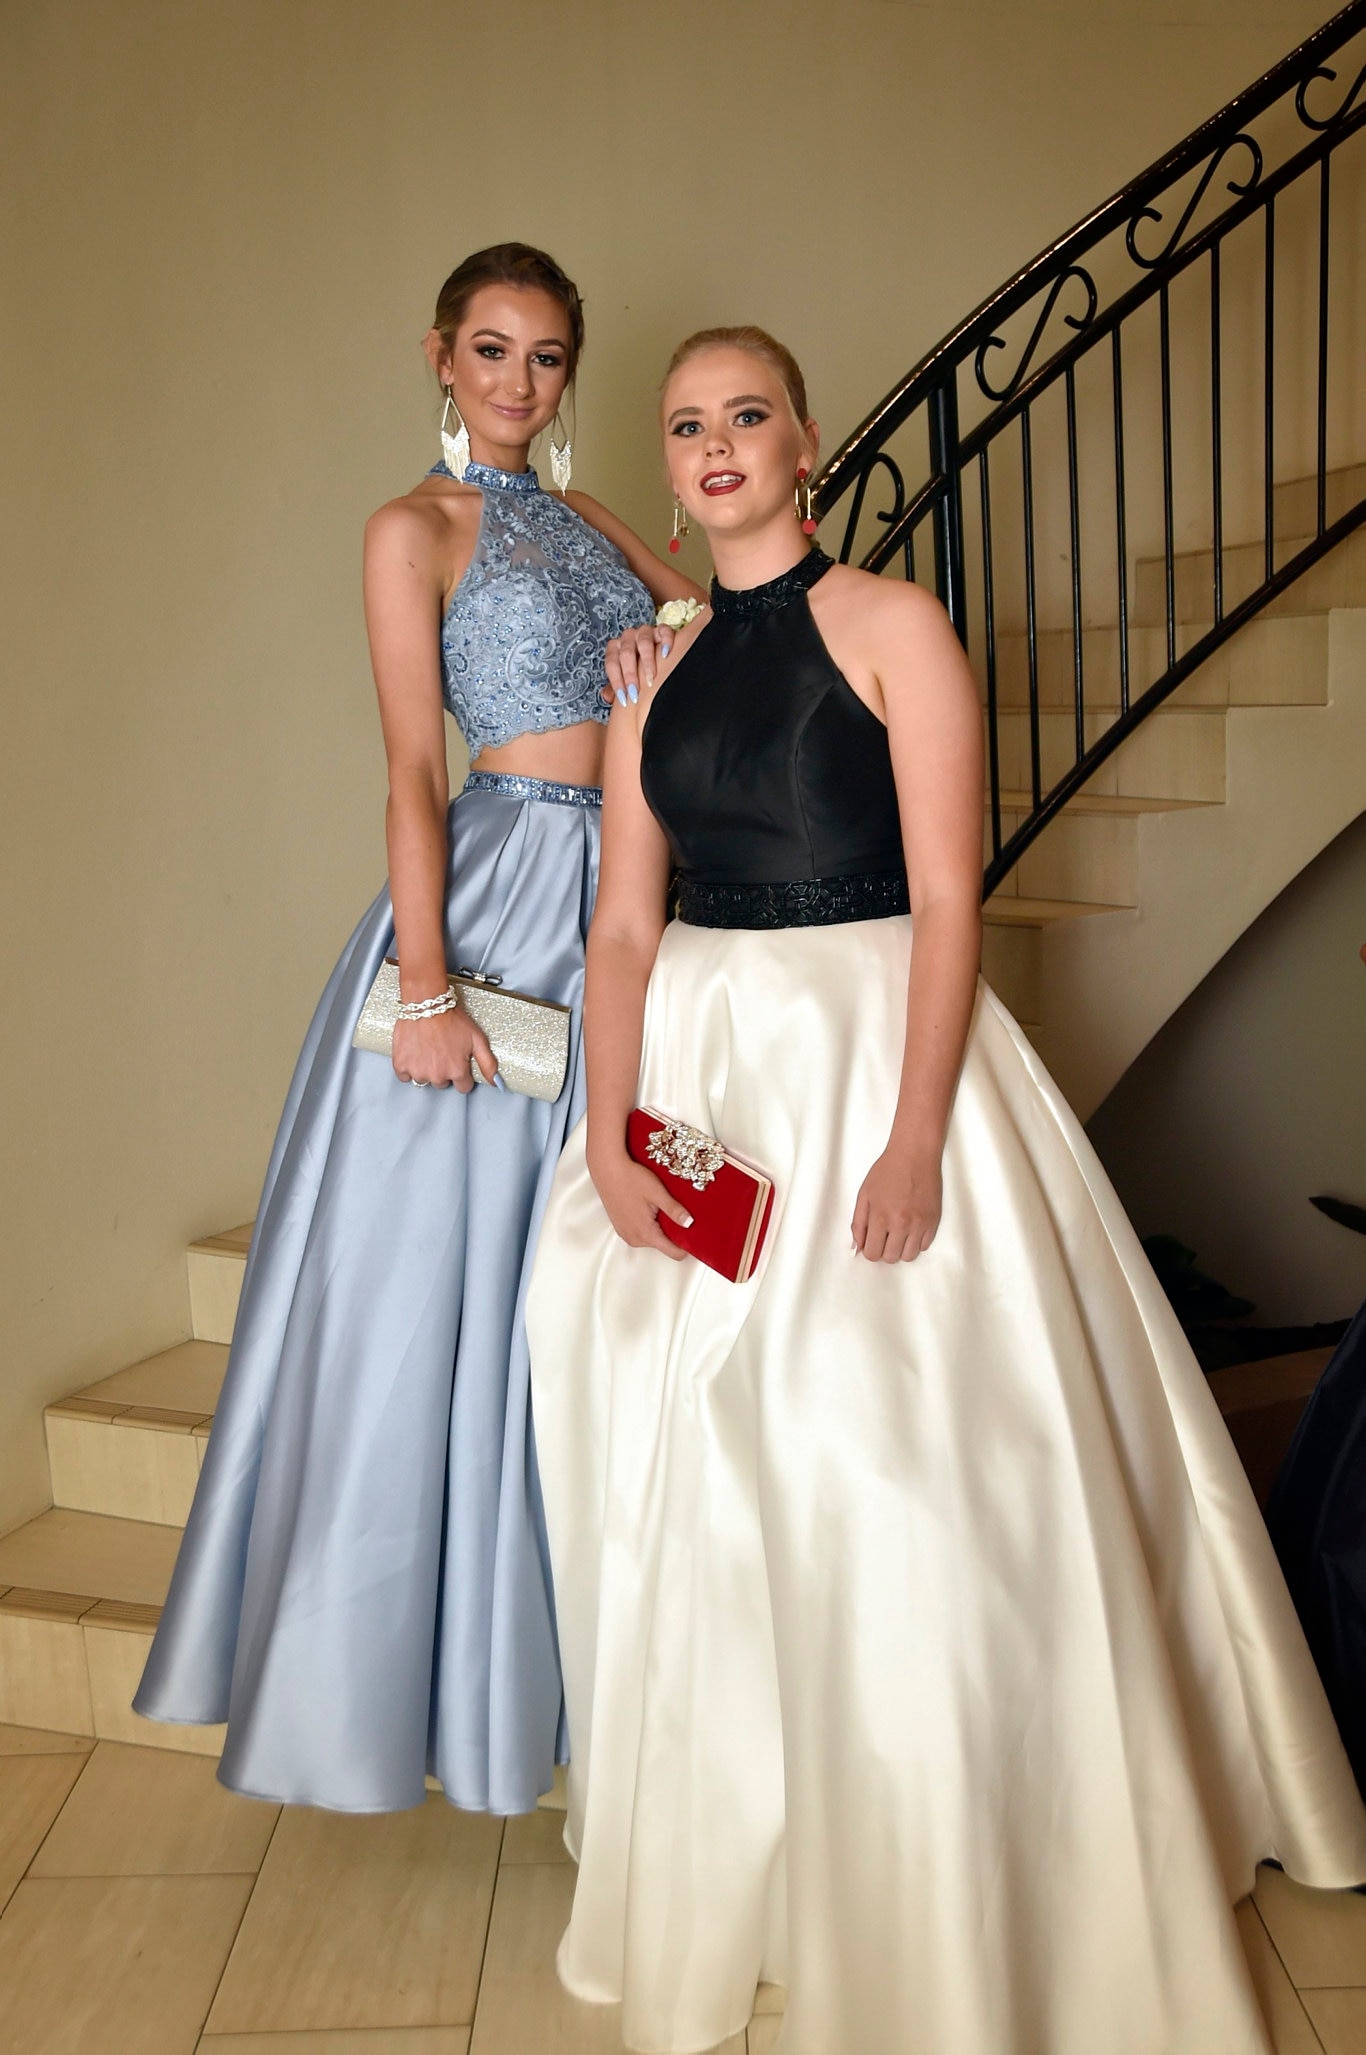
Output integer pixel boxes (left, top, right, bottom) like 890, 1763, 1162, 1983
984, 897, 1132, 924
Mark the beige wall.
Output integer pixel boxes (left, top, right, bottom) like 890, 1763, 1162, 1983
0, 0, 1333, 1526
1088, 811, 1366, 1326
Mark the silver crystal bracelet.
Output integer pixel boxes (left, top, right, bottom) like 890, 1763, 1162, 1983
395, 988, 461, 1023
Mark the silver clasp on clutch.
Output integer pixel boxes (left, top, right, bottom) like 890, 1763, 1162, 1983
456, 967, 504, 988
646, 1119, 725, 1191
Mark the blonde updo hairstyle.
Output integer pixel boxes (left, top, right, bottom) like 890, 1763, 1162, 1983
661, 325, 812, 430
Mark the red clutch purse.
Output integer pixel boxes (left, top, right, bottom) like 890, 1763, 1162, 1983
626, 1107, 776, 1284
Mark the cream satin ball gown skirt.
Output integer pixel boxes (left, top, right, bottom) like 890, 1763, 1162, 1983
527, 914, 1366, 2055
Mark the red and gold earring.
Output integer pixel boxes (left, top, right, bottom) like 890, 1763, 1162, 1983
796, 467, 818, 536
668, 498, 689, 554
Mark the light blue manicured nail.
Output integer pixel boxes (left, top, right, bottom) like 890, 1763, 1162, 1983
627, 683, 639, 704
660, 640, 671, 657
615, 689, 627, 707
492, 1073, 508, 1093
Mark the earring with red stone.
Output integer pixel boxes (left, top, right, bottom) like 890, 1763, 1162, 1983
668, 498, 688, 554
796, 467, 818, 536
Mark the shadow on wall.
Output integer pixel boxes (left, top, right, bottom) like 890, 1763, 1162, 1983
1087, 810, 1366, 1329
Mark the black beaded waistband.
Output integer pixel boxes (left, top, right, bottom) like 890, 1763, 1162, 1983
675, 869, 910, 930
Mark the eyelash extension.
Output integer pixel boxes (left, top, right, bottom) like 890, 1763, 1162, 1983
477, 346, 564, 369
672, 412, 769, 435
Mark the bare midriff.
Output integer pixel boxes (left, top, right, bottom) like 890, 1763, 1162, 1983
469, 718, 608, 789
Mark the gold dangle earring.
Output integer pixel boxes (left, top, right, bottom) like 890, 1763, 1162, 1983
668, 498, 689, 554
548, 408, 574, 493
440, 384, 471, 481
796, 466, 817, 535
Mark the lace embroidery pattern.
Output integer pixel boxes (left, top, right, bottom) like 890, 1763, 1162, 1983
434, 462, 654, 758
676, 869, 910, 930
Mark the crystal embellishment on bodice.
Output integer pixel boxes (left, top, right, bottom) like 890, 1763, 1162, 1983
434, 460, 654, 759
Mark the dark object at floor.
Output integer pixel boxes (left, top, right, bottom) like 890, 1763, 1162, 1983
1141, 1235, 1349, 1370
1266, 1298, 1366, 1798
1143, 1236, 1254, 1325
1190, 1319, 1352, 1372
1311, 1194, 1366, 1236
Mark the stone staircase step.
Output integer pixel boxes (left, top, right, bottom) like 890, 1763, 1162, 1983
45, 1342, 227, 1526
995, 791, 1210, 814
987, 793, 1217, 912
1272, 462, 1366, 541
983, 895, 1129, 925
981, 896, 1128, 1037
0, 1508, 221, 1756
188, 1224, 251, 1342
1000, 808, 1137, 908
1133, 526, 1366, 628
989, 611, 1329, 713
980, 921, 1040, 1027
992, 706, 1226, 804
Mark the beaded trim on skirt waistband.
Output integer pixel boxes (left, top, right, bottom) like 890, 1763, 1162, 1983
463, 771, 603, 809
676, 869, 911, 929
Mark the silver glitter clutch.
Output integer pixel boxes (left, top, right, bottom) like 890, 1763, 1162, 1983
352, 959, 571, 1102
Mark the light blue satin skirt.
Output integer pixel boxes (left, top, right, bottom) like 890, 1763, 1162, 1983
134, 774, 601, 1814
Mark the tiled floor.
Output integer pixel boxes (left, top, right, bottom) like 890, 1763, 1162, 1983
0, 1720, 1363, 2054
0, 1723, 779, 2053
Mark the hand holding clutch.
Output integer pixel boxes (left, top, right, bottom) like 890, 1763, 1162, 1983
625, 1110, 775, 1284
353, 959, 570, 1101
587, 1149, 695, 1263
390, 1009, 498, 1093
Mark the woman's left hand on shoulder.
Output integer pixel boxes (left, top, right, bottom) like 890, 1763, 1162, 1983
603, 624, 674, 707
852, 1142, 943, 1263
603, 602, 709, 710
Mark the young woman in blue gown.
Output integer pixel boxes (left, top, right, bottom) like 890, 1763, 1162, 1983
134, 243, 703, 1814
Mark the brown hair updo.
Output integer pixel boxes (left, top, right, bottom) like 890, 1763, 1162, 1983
432, 243, 586, 378
661, 325, 810, 424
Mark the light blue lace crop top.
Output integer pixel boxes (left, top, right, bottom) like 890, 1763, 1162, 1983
434, 459, 654, 758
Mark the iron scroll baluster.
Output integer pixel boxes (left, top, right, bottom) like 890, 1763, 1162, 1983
1124, 133, 1263, 269
836, 450, 905, 567
1295, 55, 1366, 128
810, 0, 1366, 902
975, 267, 1099, 403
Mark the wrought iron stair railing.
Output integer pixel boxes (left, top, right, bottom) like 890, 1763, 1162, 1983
813, 3, 1366, 898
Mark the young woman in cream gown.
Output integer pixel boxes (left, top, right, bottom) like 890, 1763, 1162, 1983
526, 325, 1366, 2054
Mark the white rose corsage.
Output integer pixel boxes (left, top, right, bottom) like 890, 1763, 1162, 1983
656, 597, 705, 631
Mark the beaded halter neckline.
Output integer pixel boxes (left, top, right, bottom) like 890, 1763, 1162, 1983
428, 458, 542, 494
709, 547, 835, 618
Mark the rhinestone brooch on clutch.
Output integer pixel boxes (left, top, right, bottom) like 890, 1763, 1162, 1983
646, 1118, 726, 1191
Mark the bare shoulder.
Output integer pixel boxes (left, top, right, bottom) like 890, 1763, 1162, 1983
815, 561, 949, 641
364, 481, 477, 573
563, 487, 629, 546
809, 561, 976, 732
563, 488, 647, 558
365, 491, 440, 556
563, 486, 611, 523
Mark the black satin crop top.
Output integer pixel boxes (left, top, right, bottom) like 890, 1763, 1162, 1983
640, 549, 909, 929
